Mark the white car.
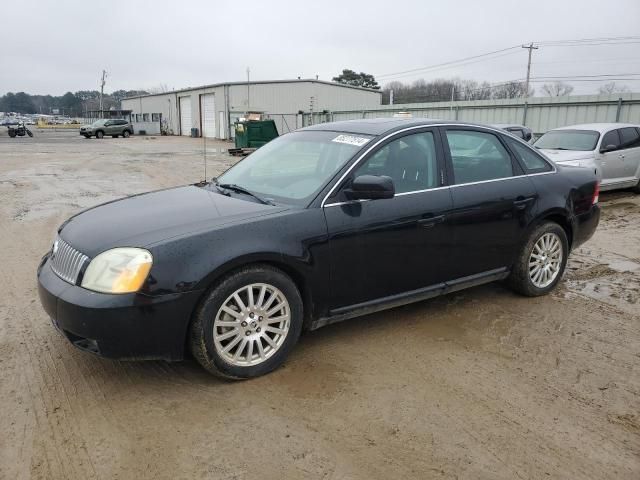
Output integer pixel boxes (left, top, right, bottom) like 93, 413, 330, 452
534, 123, 640, 192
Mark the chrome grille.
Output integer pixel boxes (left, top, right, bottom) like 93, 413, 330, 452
50, 237, 89, 285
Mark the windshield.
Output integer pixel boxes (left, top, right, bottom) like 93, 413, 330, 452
91, 120, 107, 126
534, 130, 599, 151
217, 131, 372, 206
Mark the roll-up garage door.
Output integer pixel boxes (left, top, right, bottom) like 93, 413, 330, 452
201, 94, 216, 138
179, 96, 191, 136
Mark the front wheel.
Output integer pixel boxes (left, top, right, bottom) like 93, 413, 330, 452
632, 178, 640, 194
190, 265, 303, 379
95, 130, 104, 139
8, 130, 16, 138
507, 222, 568, 296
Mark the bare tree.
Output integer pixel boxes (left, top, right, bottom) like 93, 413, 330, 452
598, 82, 630, 95
541, 81, 574, 97
147, 83, 172, 94
491, 81, 533, 99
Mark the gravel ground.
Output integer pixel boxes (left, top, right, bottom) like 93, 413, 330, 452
0, 129, 638, 480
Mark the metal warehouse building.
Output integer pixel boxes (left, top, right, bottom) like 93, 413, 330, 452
120, 79, 382, 139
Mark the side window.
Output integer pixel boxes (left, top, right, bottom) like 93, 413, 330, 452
142, 113, 150, 122
445, 130, 514, 184
504, 136, 551, 173
353, 132, 438, 194
619, 127, 640, 149
508, 128, 524, 139
601, 130, 621, 151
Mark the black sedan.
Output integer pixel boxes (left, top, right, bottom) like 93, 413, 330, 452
37, 119, 600, 379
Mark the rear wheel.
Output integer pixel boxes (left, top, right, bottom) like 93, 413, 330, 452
190, 265, 303, 379
507, 222, 568, 296
95, 130, 104, 139
122, 130, 131, 138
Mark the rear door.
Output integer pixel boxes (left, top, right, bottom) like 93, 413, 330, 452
441, 127, 537, 279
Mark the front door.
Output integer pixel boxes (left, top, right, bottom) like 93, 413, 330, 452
324, 129, 453, 309
618, 127, 640, 179
599, 129, 626, 186
441, 127, 537, 279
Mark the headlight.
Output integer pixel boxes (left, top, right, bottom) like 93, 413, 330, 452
81, 248, 153, 294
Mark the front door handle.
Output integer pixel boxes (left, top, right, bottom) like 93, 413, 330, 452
619, 153, 625, 159
418, 215, 445, 228
513, 197, 535, 210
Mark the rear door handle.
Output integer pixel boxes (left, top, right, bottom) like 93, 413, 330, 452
513, 197, 535, 210
418, 215, 445, 228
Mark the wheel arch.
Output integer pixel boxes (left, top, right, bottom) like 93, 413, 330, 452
182, 255, 315, 358
532, 209, 574, 249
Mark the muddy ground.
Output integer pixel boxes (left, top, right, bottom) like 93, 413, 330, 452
0, 130, 638, 479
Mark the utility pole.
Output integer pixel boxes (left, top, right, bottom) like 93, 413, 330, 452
522, 43, 538, 98
521, 43, 538, 125
99, 70, 107, 118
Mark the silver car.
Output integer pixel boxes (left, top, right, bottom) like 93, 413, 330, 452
534, 123, 640, 192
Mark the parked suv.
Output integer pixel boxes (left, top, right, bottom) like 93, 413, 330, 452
80, 119, 133, 139
534, 123, 640, 192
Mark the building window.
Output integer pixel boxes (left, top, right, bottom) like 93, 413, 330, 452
135, 114, 142, 122
143, 113, 150, 122
152, 113, 161, 122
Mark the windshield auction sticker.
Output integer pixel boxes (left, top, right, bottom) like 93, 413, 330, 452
332, 134, 370, 147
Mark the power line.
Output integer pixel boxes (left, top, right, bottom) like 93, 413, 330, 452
376, 45, 521, 79
376, 36, 640, 83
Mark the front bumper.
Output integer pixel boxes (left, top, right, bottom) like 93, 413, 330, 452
37, 254, 203, 361
80, 130, 92, 136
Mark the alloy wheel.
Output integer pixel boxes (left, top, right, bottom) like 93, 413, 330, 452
528, 232, 563, 288
213, 283, 290, 366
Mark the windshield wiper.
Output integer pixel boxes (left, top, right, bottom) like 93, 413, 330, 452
215, 182, 275, 205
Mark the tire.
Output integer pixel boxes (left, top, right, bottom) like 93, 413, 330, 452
122, 130, 131, 138
8, 130, 16, 138
190, 264, 303, 379
83, 134, 91, 139
95, 130, 104, 139
507, 222, 568, 297
26, 130, 33, 137
632, 178, 640, 194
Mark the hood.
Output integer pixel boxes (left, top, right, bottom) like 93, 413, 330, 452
537, 149, 596, 163
59, 185, 286, 257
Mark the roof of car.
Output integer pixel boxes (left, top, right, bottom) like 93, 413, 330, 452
299, 118, 503, 136
553, 123, 640, 133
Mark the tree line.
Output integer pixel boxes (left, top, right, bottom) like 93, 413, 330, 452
0, 90, 149, 116
331, 69, 631, 104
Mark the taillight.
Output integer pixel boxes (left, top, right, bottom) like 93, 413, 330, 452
592, 181, 600, 205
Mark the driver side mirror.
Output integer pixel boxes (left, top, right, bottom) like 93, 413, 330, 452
345, 175, 395, 200
600, 144, 618, 153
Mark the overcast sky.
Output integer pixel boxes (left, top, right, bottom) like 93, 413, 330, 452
2, 0, 639, 96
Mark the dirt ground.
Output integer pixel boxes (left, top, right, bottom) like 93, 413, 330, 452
0, 129, 638, 480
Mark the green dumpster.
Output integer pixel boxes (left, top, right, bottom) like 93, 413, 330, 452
234, 119, 279, 149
